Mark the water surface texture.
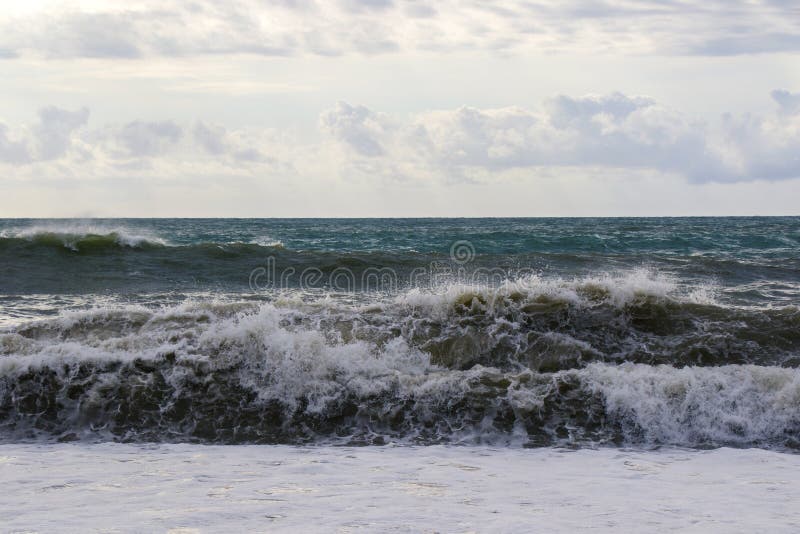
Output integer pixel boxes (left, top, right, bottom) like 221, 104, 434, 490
1, 217, 799, 447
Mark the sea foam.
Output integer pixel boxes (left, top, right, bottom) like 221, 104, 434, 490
1, 294, 798, 447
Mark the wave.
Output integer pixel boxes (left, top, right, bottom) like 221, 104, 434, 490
0, 225, 290, 253
0, 225, 168, 252
248, 237, 284, 248
2, 221, 798, 311
5, 272, 800, 369
394, 269, 716, 311
1, 295, 799, 447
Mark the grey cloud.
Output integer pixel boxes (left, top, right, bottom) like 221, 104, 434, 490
0, 106, 88, 164
271, 0, 318, 9
3, 95, 797, 186
772, 90, 800, 116
320, 102, 388, 156
714, 112, 800, 183
0, 0, 797, 58
404, 3, 437, 18
0, 109, 289, 174
233, 148, 266, 162
35, 106, 90, 160
35, 12, 143, 59
545, 93, 656, 128
688, 33, 800, 56
340, 0, 395, 12
116, 121, 183, 157
192, 122, 273, 164
0, 124, 32, 164
193, 122, 227, 155
322, 92, 800, 183
421, 102, 707, 174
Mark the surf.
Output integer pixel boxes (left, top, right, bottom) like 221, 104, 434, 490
1, 293, 799, 448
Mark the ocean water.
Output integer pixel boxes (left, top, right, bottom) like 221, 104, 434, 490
3, 444, 799, 532
2, 217, 800, 531
1, 217, 799, 449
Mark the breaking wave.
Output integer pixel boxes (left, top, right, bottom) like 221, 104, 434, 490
0, 225, 168, 252
0, 225, 288, 253
1, 279, 798, 448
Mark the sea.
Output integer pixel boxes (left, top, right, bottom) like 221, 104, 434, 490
1, 217, 799, 531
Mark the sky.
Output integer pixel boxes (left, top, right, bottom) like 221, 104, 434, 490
1, 0, 799, 217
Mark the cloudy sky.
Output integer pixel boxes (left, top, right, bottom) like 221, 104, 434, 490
1, 0, 799, 217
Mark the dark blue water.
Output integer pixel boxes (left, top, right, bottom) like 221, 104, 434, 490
0, 218, 799, 448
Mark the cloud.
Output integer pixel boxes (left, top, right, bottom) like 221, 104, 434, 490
0, 124, 31, 164
2, 92, 798, 186
772, 90, 800, 116
0, 106, 89, 165
35, 106, 90, 160
38, 12, 143, 59
233, 148, 267, 162
322, 92, 800, 183
0, 108, 294, 182
191, 122, 283, 166
193, 122, 227, 155
113, 121, 183, 158
689, 33, 800, 56
0, 1, 798, 58
341, 0, 395, 13
320, 102, 391, 157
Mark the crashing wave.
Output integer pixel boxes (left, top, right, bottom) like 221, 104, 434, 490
1, 296, 799, 447
0, 225, 168, 251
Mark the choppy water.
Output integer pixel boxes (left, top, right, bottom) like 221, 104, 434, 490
1, 218, 799, 448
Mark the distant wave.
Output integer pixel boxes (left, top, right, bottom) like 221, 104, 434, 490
0, 225, 168, 251
0, 225, 286, 254
247, 237, 284, 248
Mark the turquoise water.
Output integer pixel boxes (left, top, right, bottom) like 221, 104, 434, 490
0, 218, 799, 447
1, 217, 799, 300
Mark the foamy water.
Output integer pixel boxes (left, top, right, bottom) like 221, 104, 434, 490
1, 444, 798, 532
2, 217, 799, 529
2, 293, 799, 447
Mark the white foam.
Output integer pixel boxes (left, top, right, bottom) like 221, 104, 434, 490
0, 443, 798, 532
194, 304, 434, 413
2, 223, 168, 249
249, 236, 284, 248
579, 362, 800, 446
3, 300, 800, 447
394, 268, 717, 315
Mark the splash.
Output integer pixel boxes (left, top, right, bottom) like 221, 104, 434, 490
1, 295, 798, 447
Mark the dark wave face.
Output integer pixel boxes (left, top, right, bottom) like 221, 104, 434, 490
0, 218, 799, 448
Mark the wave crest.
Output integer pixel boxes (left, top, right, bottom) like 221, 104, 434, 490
1, 299, 799, 447
395, 269, 717, 314
1, 225, 167, 251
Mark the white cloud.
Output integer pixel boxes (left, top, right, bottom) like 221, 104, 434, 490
321, 93, 800, 184
0, 1, 798, 59
319, 102, 391, 157
0, 106, 89, 165
1, 92, 798, 186
0, 109, 299, 186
